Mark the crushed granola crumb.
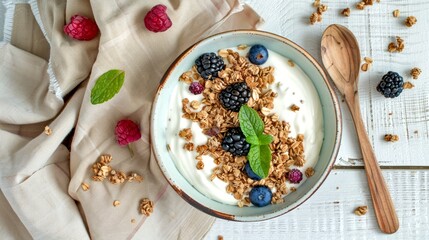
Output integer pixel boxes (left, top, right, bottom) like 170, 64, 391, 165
131, 219, 136, 223
356, 2, 365, 10
44, 126, 52, 135
305, 167, 315, 178
363, 0, 374, 5
354, 206, 368, 216
309, 12, 320, 25
317, 4, 328, 14
290, 187, 297, 192
190, 100, 201, 110
403, 81, 414, 89
113, 200, 120, 207
410, 67, 422, 79
196, 160, 204, 170
341, 8, 351, 17
127, 173, 144, 183
405, 16, 417, 27
179, 128, 193, 142
237, 44, 248, 50
287, 60, 295, 67
388, 36, 404, 53
313, 0, 320, 7
361, 63, 370, 72
184, 142, 195, 151
392, 9, 400, 18
139, 198, 154, 216
81, 183, 90, 191
384, 134, 399, 142
290, 104, 300, 112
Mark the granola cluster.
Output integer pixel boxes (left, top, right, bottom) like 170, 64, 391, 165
91, 154, 143, 184
179, 49, 308, 206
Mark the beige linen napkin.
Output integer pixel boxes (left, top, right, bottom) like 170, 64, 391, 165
0, 0, 262, 239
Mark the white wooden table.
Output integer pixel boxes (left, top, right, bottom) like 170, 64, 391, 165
206, 0, 429, 239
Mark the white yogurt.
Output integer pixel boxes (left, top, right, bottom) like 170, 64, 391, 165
166, 49, 324, 205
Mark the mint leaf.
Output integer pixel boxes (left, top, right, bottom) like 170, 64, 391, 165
239, 105, 264, 137
91, 69, 125, 105
257, 134, 273, 145
246, 135, 260, 145
248, 144, 271, 179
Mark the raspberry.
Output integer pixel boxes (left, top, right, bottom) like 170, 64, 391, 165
376, 71, 404, 98
115, 119, 141, 146
189, 82, 204, 95
218, 82, 251, 112
287, 169, 303, 184
144, 4, 172, 32
195, 53, 225, 80
221, 127, 250, 156
64, 15, 99, 41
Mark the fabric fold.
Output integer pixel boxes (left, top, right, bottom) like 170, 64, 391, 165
0, 0, 263, 239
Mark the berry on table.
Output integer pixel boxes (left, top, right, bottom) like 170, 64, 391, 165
144, 4, 172, 32
245, 161, 262, 181
115, 119, 141, 146
248, 44, 269, 65
249, 186, 272, 207
376, 71, 404, 98
64, 15, 99, 41
221, 127, 250, 156
218, 82, 251, 112
189, 82, 204, 95
288, 169, 303, 184
195, 53, 225, 80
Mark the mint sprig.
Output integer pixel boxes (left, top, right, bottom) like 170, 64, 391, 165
239, 105, 273, 179
91, 69, 125, 105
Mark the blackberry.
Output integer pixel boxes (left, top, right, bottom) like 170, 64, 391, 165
195, 52, 225, 80
221, 127, 250, 156
218, 82, 251, 112
376, 71, 404, 98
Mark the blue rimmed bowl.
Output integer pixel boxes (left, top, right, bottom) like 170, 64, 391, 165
151, 30, 341, 221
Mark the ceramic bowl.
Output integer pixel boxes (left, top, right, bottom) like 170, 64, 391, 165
151, 30, 341, 221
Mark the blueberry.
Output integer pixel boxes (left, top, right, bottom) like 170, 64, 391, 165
248, 44, 269, 65
249, 186, 272, 207
245, 162, 262, 180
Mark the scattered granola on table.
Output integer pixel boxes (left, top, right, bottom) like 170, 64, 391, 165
403, 81, 414, 89
113, 200, 120, 207
384, 134, 399, 142
341, 8, 351, 17
405, 16, 417, 27
44, 126, 52, 135
392, 9, 400, 18
387, 36, 404, 53
354, 206, 368, 216
139, 198, 154, 216
81, 183, 90, 191
410, 67, 422, 79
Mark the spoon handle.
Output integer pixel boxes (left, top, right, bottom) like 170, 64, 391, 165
346, 93, 399, 234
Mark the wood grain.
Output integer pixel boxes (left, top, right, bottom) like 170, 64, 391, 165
321, 24, 399, 234
209, 0, 429, 238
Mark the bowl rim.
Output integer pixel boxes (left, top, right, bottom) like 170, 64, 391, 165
150, 29, 342, 221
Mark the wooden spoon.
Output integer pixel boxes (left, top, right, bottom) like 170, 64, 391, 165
321, 24, 399, 234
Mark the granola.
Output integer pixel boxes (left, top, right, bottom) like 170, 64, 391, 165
44, 126, 52, 136
354, 206, 368, 216
410, 67, 422, 79
384, 134, 399, 142
176, 49, 310, 206
139, 198, 154, 216
405, 16, 417, 27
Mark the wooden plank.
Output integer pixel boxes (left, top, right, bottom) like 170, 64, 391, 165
242, 0, 429, 166
206, 169, 429, 239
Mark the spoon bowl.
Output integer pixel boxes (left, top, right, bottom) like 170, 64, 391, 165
321, 24, 399, 234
